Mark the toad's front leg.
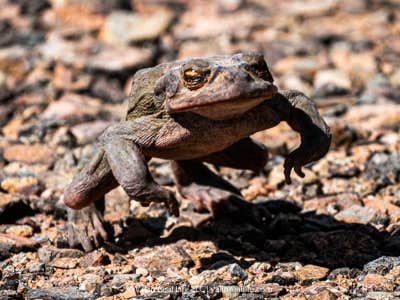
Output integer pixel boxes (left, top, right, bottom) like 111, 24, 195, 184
99, 122, 180, 217
64, 147, 118, 251
268, 90, 331, 183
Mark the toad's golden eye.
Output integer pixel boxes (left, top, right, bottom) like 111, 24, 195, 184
182, 68, 210, 90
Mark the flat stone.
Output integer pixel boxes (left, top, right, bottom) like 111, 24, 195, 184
135, 267, 149, 276
359, 273, 395, 292
335, 205, 379, 224
41, 93, 102, 125
39, 35, 153, 72
344, 104, 400, 132
27, 287, 95, 300
364, 257, 400, 275
5, 225, 33, 237
174, 8, 261, 40
284, 0, 338, 17
365, 291, 400, 300
38, 35, 88, 66
0, 232, 39, 252
294, 265, 330, 283
100, 9, 174, 44
309, 289, 338, 300
38, 246, 83, 263
303, 192, 361, 214
70, 121, 111, 145
3, 144, 54, 165
133, 243, 194, 274
274, 56, 325, 77
50, 256, 80, 269
248, 283, 286, 298
87, 45, 153, 72
1, 176, 40, 195
313, 69, 351, 97
41, 5, 104, 34
363, 195, 400, 223
79, 250, 111, 268
28, 262, 45, 273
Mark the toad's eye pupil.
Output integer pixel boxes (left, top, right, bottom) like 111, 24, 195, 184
184, 69, 202, 79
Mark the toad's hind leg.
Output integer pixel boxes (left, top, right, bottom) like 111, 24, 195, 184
171, 137, 269, 219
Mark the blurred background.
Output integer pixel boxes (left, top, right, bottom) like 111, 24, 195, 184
0, 0, 399, 146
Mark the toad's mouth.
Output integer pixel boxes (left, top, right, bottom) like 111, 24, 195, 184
166, 84, 277, 120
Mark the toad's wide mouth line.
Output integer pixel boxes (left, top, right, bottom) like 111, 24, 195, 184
167, 85, 278, 113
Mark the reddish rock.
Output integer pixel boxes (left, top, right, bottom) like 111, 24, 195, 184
133, 243, 194, 274
294, 265, 330, 283
3, 144, 54, 165
100, 9, 174, 44
80, 250, 111, 267
363, 195, 400, 223
303, 192, 361, 214
0, 233, 39, 251
41, 93, 102, 124
360, 273, 395, 292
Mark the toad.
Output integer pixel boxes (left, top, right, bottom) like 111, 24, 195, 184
63, 52, 331, 251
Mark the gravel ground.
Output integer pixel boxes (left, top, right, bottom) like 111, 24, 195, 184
0, 0, 400, 299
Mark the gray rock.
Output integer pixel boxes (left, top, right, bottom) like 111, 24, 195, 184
226, 263, 248, 280
313, 69, 351, 97
28, 262, 45, 273
26, 288, 95, 300
38, 246, 83, 262
335, 205, 379, 224
363, 256, 400, 275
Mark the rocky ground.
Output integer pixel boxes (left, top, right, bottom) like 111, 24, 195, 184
0, 0, 400, 299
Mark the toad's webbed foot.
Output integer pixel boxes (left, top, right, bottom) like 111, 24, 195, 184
67, 201, 110, 252
180, 182, 241, 217
171, 159, 242, 217
172, 138, 270, 223
177, 182, 269, 223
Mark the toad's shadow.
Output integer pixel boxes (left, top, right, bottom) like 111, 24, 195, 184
119, 198, 400, 270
